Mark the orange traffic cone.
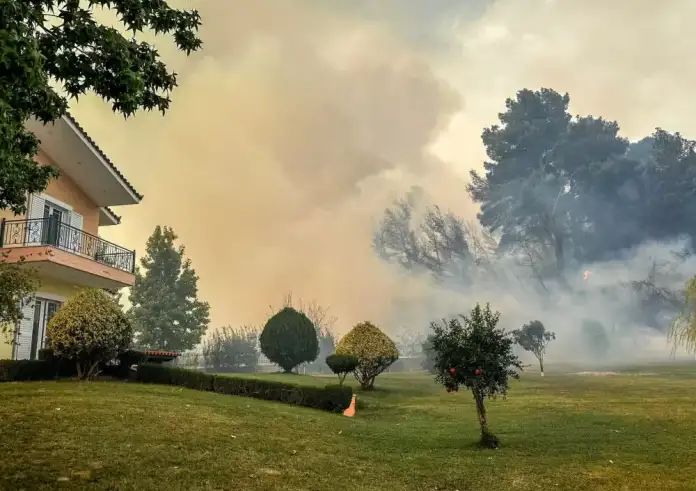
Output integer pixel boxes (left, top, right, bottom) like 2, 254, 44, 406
343, 395, 356, 417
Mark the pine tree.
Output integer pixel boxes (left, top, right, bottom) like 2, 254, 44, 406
128, 226, 210, 351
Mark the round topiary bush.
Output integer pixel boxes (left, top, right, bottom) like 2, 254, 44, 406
325, 353, 359, 385
259, 307, 319, 373
46, 288, 133, 380
335, 321, 398, 390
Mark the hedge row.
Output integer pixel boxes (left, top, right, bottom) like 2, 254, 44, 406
0, 359, 70, 382
135, 364, 353, 413
0, 349, 178, 383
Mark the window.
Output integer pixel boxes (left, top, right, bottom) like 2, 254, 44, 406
42, 201, 68, 247
28, 298, 63, 360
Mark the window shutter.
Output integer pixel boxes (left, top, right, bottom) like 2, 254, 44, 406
69, 211, 83, 231
25, 194, 46, 246
14, 297, 35, 360
66, 211, 84, 253
27, 194, 45, 220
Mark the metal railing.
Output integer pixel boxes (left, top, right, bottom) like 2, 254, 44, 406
0, 217, 136, 274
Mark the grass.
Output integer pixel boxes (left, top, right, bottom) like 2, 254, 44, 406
1, 365, 696, 491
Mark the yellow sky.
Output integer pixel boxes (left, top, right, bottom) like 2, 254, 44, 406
70, 0, 696, 334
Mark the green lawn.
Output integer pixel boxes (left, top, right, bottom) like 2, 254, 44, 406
1, 365, 696, 490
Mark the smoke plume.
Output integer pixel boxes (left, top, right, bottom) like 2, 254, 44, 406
68, 0, 696, 362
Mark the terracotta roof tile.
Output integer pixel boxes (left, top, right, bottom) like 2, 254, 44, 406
104, 206, 121, 223
143, 350, 179, 357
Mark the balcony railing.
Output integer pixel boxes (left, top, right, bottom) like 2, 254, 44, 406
0, 217, 135, 274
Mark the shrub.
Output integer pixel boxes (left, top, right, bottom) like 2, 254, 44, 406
213, 377, 352, 412
335, 321, 398, 390
46, 288, 133, 380
670, 275, 696, 354
512, 320, 555, 376
429, 303, 523, 449
259, 307, 319, 373
0, 360, 57, 381
134, 364, 352, 412
325, 353, 359, 385
202, 325, 259, 373
37, 348, 78, 377
136, 364, 214, 390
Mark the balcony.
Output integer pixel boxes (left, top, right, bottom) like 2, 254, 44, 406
0, 217, 136, 288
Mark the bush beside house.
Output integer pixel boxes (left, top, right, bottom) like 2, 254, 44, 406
46, 288, 133, 380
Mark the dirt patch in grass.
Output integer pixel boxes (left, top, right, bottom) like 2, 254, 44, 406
575, 371, 619, 376
575, 371, 658, 377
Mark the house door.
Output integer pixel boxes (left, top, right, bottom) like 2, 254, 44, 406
42, 202, 65, 247
28, 299, 62, 360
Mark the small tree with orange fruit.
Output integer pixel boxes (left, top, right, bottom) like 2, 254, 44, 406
429, 303, 522, 449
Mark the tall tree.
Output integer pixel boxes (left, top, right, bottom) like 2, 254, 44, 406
467, 88, 630, 282
640, 130, 696, 242
129, 226, 210, 351
0, 0, 202, 213
374, 189, 473, 283
373, 191, 422, 272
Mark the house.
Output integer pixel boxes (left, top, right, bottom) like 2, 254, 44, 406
0, 114, 142, 360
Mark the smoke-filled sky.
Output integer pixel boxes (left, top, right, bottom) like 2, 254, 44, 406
71, 0, 696, 337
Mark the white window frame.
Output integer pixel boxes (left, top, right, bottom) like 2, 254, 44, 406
37, 193, 73, 213
25, 293, 66, 360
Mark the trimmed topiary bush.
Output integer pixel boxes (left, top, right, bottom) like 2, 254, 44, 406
212, 377, 352, 412
325, 353, 359, 385
46, 288, 133, 380
335, 321, 398, 390
259, 307, 319, 373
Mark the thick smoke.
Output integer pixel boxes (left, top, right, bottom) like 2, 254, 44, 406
69, 1, 696, 364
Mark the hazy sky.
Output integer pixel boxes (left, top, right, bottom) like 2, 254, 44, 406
71, 0, 696, 333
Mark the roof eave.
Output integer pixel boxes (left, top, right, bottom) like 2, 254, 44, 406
61, 114, 144, 204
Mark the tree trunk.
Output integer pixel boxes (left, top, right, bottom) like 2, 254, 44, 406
539, 356, 544, 377
86, 361, 100, 380
360, 375, 376, 390
473, 389, 490, 437
552, 232, 572, 291
554, 233, 564, 275
473, 389, 500, 448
